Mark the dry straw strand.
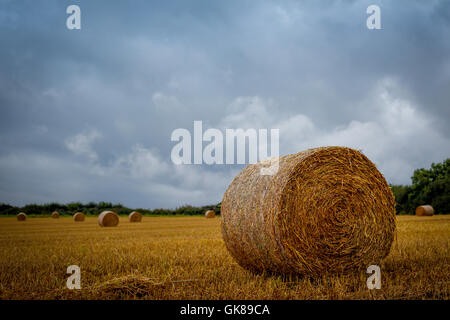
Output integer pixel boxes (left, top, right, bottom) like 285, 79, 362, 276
221, 146, 396, 276
51, 211, 59, 219
17, 212, 27, 221
73, 212, 85, 222
98, 211, 119, 227
205, 210, 216, 219
415, 205, 434, 216
128, 211, 142, 222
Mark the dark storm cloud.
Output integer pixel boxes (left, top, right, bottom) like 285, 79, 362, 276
0, 0, 449, 207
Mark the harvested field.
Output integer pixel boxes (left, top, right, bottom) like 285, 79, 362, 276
0, 215, 448, 300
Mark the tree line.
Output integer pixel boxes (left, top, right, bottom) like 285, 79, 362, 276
0, 201, 221, 216
0, 158, 448, 216
390, 158, 449, 214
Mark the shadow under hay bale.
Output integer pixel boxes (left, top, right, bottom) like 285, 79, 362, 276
98, 211, 119, 227
17, 212, 27, 221
73, 212, 85, 222
205, 210, 216, 218
128, 211, 142, 222
221, 146, 396, 277
51, 211, 59, 219
415, 205, 434, 216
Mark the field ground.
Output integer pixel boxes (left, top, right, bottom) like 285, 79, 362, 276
0, 215, 448, 300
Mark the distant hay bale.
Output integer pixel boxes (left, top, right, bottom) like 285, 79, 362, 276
205, 210, 216, 218
73, 212, 85, 222
415, 205, 434, 216
98, 211, 119, 227
221, 146, 396, 276
128, 211, 142, 222
51, 211, 59, 219
17, 212, 27, 221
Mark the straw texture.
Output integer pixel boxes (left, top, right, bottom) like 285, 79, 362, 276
98, 211, 119, 227
415, 205, 434, 216
221, 146, 396, 276
17, 212, 27, 221
51, 211, 59, 219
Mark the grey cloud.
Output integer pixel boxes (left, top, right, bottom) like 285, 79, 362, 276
0, 0, 449, 207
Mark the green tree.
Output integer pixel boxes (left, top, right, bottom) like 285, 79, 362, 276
408, 159, 450, 214
390, 185, 410, 214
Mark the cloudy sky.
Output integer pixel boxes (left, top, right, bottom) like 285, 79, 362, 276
0, 0, 449, 208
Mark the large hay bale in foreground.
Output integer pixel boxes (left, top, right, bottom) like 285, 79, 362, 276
128, 211, 142, 222
98, 211, 119, 227
221, 146, 396, 276
51, 211, 59, 219
73, 212, 85, 222
415, 205, 434, 216
205, 210, 216, 218
17, 212, 27, 221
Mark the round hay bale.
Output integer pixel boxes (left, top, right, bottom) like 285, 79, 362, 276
73, 212, 85, 222
17, 212, 27, 221
415, 205, 434, 216
51, 211, 59, 219
205, 210, 216, 218
128, 211, 142, 222
98, 211, 119, 227
221, 146, 396, 276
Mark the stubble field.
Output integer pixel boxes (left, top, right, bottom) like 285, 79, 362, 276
0, 215, 448, 300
